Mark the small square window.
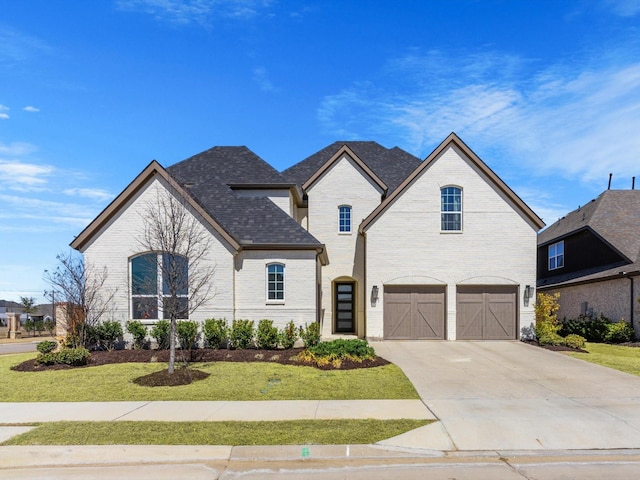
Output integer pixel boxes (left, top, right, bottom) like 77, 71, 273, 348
548, 241, 564, 270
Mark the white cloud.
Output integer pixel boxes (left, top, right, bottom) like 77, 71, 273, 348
318, 50, 640, 184
117, 0, 272, 25
23, 105, 39, 112
63, 187, 113, 202
0, 141, 38, 156
252, 66, 275, 92
603, 0, 640, 16
0, 194, 97, 226
0, 104, 8, 120
0, 161, 53, 186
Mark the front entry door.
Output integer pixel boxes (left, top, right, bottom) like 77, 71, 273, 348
335, 282, 355, 333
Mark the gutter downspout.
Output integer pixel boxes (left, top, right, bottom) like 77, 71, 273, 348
630, 275, 636, 335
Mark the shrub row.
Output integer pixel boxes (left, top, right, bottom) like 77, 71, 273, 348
559, 314, 635, 344
75, 318, 322, 351
35, 346, 90, 366
298, 339, 377, 368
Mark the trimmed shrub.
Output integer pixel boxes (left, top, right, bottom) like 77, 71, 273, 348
177, 320, 199, 350
299, 322, 321, 348
229, 319, 255, 349
90, 321, 123, 351
37, 347, 90, 366
203, 318, 228, 349
605, 321, 635, 343
299, 339, 376, 368
560, 314, 610, 343
279, 321, 298, 349
256, 319, 279, 350
150, 320, 171, 350
126, 320, 147, 349
564, 333, 586, 349
37, 340, 58, 354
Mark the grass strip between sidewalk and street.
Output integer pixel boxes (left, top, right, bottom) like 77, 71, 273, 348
569, 342, 640, 376
0, 353, 419, 401
1, 419, 432, 446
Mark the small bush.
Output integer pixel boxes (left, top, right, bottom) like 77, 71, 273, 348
537, 332, 565, 346
93, 321, 123, 351
203, 318, 228, 349
150, 320, 171, 350
36, 347, 90, 366
300, 322, 321, 348
309, 338, 376, 360
177, 320, 199, 350
229, 319, 255, 349
126, 320, 147, 350
605, 321, 635, 344
256, 319, 279, 350
564, 333, 586, 349
560, 314, 610, 343
279, 321, 298, 349
37, 340, 58, 354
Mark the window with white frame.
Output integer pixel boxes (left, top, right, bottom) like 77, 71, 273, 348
266, 263, 285, 301
548, 241, 564, 270
339, 205, 351, 233
131, 253, 189, 320
441, 186, 462, 231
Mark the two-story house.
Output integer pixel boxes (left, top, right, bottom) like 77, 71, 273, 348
537, 189, 640, 334
72, 133, 544, 341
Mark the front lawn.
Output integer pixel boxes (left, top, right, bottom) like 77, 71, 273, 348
0, 353, 419, 401
569, 343, 640, 376
1, 419, 431, 446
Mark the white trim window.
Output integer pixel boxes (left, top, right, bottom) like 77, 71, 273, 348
339, 205, 352, 233
131, 253, 189, 320
441, 186, 462, 231
548, 241, 564, 270
266, 263, 285, 302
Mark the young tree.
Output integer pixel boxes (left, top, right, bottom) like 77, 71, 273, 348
44, 252, 116, 347
138, 188, 215, 374
20, 296, 37, 336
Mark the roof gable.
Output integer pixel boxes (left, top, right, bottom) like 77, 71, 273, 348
70, 161, 241, 252
283, 141, 421, 194
360, 132, 545, 232
538, 190, 640, 263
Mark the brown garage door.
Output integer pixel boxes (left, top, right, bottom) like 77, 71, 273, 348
384, 286, 446, 339
456, 286, 517, 340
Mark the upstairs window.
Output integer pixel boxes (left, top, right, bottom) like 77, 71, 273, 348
441, 186, 462, 231
131, 253, 189, 320
267, 263, 285, 301
548, 241, 564, 270
339, 205, 352, 233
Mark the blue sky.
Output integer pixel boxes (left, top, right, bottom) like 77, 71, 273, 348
1, 0, 640, 302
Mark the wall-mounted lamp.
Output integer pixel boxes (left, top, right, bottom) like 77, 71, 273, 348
371, 285, 379, 302
524, 285, 534, 306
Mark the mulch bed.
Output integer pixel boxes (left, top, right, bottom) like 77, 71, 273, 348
10, 347, 390, 373
522, 340, 588, 353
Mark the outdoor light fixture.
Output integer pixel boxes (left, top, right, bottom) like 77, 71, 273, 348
524, 285, 534, 306
371, 285, 379, 302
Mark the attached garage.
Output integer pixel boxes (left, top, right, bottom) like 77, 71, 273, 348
383, 285, 446, 339
456, 286, 518, 340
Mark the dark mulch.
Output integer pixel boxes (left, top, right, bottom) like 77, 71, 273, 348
11, 347, 390, 373
522, 340, 588, 354
133, 368, 210, 387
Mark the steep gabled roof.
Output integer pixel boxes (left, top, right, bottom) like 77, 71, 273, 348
71, 160, 241, 252
283, 141, 421, 194
72, 148, 324, 254
360, 132, 545, 233
538, 190, 640, 263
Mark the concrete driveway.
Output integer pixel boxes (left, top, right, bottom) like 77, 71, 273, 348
372, 341, 640, 451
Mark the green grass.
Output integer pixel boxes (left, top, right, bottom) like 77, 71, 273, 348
0, 353, 419, 401
569, 343, 640, 376
1, 419, 431, 446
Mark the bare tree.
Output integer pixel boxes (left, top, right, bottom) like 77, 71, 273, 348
44, 251, 116, 348
20, 296, 37, 336
138, 188, 215, 374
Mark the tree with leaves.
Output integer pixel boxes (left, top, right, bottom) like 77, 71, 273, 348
20, 296, 37, 336
138, 187, 215, 374
44, 251, 116, 348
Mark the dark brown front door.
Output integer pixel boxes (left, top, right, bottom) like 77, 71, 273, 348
335, 282, 355, 333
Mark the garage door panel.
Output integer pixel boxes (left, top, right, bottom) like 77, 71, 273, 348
457, 286, 517, 340
384, 286, 445, 340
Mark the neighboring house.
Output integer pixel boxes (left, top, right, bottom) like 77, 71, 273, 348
537, 190, 640, 334
71, 133, 544, 341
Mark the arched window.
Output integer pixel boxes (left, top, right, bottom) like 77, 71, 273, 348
338, 205, 352, 233
441, 186, 462, 231
131, 253, 189, 320
266, 263, 285, 301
